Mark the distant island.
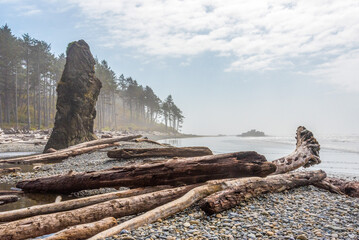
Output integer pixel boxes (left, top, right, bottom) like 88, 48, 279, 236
237, 129, 265, 137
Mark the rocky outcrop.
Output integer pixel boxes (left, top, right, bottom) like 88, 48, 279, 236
44, 40, 102, 152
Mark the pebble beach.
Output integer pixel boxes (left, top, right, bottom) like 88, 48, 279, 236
0, 139, 358, 240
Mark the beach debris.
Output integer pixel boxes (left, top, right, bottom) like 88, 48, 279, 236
107, 146, 213, 159
44, 40, 102, 152
0, 135, 141, 164
0, 195, 19, 206
16, 152, 275, 193
0, 167, 20, 176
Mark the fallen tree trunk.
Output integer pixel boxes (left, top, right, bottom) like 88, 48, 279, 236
89, 170, 325, 239
199, 170, 326, 214
316, 177, 359, 198
107, 146, 213, 159
0, 185, 198, 240
271, 126, 321, 174
44, 217, 117, 240
0, 185, 171, 223
0, 195, 19, 206
0, 135, 141, 164
17, 152, 276, 193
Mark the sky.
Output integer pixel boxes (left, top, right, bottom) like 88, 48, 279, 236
1, 0, 359, 136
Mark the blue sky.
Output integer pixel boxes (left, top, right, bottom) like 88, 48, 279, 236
1, 0, 359, 135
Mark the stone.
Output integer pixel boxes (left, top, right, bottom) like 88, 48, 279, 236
44, 40, 102, 152
183, 222, 191, 227
296, 234, 308, 240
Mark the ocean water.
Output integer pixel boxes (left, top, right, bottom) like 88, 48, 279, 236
159, 135, 359, 178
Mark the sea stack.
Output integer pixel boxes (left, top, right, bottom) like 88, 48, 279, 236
44, 40, 102, 152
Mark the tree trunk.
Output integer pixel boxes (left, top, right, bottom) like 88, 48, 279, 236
107, 146, 213, 159
26, 54, 31, 129
0, 185, 171, 222
199, 170, 326, 214
14, 68, 18, 130
0, 185, 197, 240
0, 135, 141, 164
16, 152, 276, 193
45, 217, 117, 240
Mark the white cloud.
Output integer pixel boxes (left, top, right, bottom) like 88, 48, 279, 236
62, 0, 359, 89
310, 50, 359, 92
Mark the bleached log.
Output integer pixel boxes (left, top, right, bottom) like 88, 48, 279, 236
44, 217, 117, 240
107, 146, 213, 159
0, 184, 198, 240
88, 176, 275, 239
0, 135, 141, 164
16, 152, 275, 193
271, 126, 321, 174
0, 185, 171, 223
199, 170, 326, 214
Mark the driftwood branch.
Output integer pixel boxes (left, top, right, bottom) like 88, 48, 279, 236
0, 195, 19, 206
199, 170, 326, 214
44, 217, 117, 240
271, 126, 321, 174
107, 146, 213, 159
0, 185, 171, 223
0, 185, 198, 240
315, 177, 359, 197
16, 152, 275, 193
0, 135, 141, 164
90, 170, 325, 239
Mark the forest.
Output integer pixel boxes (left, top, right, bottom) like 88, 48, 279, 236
0, 24, 184, 133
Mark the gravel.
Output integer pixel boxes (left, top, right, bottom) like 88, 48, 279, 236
114, 186, 359, 240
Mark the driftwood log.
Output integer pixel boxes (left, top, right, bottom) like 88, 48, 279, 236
316, 177, 359, 198
0, 190, 23, 196
199, 170, 326, 214
44, 217, 117, 240
0, 185, 171, 223
271, 126, 321, 174
16, 152, 276, 193
90, 170, 325, 239
0, 185, 198, 240
0, 195, 19, 206
107, 146, 213, 159
0, 135, 141, 164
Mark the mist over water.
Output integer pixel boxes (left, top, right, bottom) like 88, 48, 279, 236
160, 136, 359, 177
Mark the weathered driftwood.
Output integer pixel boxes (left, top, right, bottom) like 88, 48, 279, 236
44, 217, 117, 240
0, 185, 198, 240
271, 126, 321, 174
0, 195, 19, 205
0, 190, 23, 196
133, 138, 164, 146
317, 177, 359, 198
0, 135, 141, 164
199, 170, 326, 214
0, 167, 21, 175
107, 146, 213, 159
90, 170, 326, 240
0, 185, 171, 223
17, 152, 276, 193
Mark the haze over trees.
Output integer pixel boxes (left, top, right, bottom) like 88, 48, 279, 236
0, 24, 184, 132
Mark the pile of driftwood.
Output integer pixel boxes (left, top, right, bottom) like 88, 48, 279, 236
0, 127, 358, 240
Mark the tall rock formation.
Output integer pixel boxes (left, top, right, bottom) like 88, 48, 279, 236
44, 40, 102, 152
